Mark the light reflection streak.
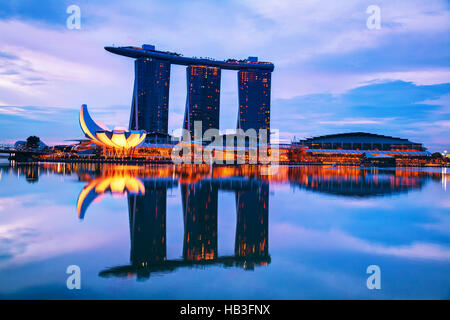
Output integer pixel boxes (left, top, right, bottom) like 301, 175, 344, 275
442, 167, 447, 191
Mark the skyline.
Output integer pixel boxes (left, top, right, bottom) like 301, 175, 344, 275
0, 1, 449, 151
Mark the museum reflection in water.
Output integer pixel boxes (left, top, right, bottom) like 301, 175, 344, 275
72, 164, 271, 279
2, 162, 447, 279
110, 177, 270, 279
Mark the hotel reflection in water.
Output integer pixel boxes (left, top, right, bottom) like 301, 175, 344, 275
118, 176, 270, 279
73, 164, 271, 279
3, 163, 447, 279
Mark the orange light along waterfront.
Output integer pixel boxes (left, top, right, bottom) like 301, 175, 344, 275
1, 44, 448, 168
2, 134, 448, 167
1, 104, 446, 167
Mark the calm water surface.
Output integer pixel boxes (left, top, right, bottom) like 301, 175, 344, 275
0, 160, 449, 299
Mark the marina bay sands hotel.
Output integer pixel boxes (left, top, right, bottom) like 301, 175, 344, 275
105, 45, 274, 139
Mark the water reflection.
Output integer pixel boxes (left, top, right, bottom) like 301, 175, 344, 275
1, 162, 448, 283
3, 162, 445, 196
101, 174, 270, 279
65, 164, 446, 279
60, 164, 271, 279
77, 174, 146, 219
443, 167, 448, 191
286, 166, 434, 197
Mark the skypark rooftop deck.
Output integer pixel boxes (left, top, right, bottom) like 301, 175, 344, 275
105, 45, 275, 71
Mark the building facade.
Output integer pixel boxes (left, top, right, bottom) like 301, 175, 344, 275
298, 132, 425, 151
130, 57, 171, 134
237, 68, 271, 134
183, 65, 221, 140
294, 132, 430, 166
106, 45, 274, 142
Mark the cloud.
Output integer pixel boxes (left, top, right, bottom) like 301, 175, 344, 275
0, 104, 139, 145
272, 223, 450, 260
272, 80, 450, 151
318, 118, 393, 125
0, 227, 38, 261
4, 79, 448, 151
0, 1, 449, 150
0, 193, 123, 270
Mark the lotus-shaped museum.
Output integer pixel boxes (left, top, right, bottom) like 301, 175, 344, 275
79, 104, 146, 149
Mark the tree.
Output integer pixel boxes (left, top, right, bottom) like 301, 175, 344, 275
26, 136, 40, 148
431, 152, 444, 160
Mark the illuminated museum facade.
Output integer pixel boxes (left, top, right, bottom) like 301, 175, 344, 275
79, 104, 146, 152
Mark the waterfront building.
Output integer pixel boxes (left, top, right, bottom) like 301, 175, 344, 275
184, 66, 221, 140
298, 132, 425, 151
237, 68, 271, 133
294, 132, 431, 166
130, 56, 171, 134
105, 45, 274, 142
79, 104, 146, 152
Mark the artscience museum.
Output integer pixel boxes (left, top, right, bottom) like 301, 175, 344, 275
79, 104, 147, 152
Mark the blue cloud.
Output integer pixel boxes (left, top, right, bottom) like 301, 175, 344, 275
0, 51, 18, 60
342, 81, 450, 117
0, 0, 70, 25
0, 106, 81, 144
0, 0, 110, 29
305, 33, 450, 73
272, 80, 450, 150
0, 1, 449, 152
0, 104, 136, 144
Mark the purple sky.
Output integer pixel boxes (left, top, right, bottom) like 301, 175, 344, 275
0, 0, 449, 152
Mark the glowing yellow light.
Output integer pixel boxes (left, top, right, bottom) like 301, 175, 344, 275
94, 177, 113, 193
96, 132, 117, 148
110, 177, 126, 193
80, 105, 146, 150
76, 180, 97, 218
79, 108, 101, 144
77, 174, 145, 219
111, 132, 127, 148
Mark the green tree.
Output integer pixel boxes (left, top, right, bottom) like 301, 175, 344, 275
26, 136, 40, 148
431, 152, 444, 160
